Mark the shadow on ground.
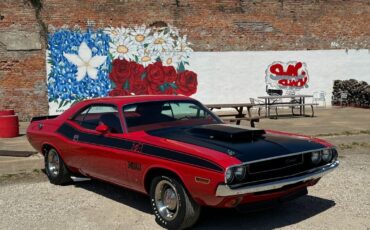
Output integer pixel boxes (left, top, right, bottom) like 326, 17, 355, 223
72, 179, 335, 229
73, 179, 152, 214
194, 195, 335, 229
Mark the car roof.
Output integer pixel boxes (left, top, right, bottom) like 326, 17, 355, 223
82, 95, 195, 106
60, 95, 197, 119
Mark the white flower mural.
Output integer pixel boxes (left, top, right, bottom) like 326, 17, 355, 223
175, 35, 193, 56
136, 48, 157, 67
109, 37, 136, 60
161, 51, 178, 66
104, 25, 193, 69
147, 31, 175, 53
47, 25, 196, 115
105, 27, 131, 43
63, 42, 107, 81
131, 25, 152, 44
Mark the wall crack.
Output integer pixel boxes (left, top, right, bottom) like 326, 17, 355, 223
29, 0, 48, 48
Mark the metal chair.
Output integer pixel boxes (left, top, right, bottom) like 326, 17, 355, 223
313, 91, 326, 108
340, 91, 348, 106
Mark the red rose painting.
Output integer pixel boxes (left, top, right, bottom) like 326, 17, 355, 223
108, 88, 129, 96
176, 70, 198, 96
109, 59, 131, 88
105, 25, 197, 97
108, 60, 198, 96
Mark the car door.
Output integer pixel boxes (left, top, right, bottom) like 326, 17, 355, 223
67, 103, 130, 185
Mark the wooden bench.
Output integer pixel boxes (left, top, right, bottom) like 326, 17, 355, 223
206, 103, 258, 126
269, 103, 318, 119
221, 116, 262, 127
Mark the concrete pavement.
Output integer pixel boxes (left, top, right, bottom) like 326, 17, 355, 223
0, 122, 42, 175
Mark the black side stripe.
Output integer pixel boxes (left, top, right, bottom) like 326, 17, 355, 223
57, 123, 223, 173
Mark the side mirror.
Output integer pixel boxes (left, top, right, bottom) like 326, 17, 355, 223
96, 124, 109, 134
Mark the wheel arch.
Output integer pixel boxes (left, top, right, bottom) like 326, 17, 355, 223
143, 166, 188, 195
41, 143, 55, 156
41, 142, 64, 160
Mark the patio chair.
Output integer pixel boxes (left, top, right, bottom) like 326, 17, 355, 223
313, 91, 326, 108
340, 91, 348, 106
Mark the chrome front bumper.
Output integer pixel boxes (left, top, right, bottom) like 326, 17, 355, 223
216, 161, 339, 197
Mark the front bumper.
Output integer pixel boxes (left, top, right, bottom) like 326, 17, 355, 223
216, 161, 339, 197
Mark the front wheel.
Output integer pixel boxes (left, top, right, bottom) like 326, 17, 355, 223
45, 148, 71, 185
150, 176, 200, 230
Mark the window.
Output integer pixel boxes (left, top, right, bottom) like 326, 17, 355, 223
123, 100, 219, 132
168, 102, 208, 119
72, 104, 123, 133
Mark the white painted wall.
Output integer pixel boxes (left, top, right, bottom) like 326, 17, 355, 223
190, 49, 370, 106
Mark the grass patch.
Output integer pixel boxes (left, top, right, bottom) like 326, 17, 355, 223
315, 130, 370, 137
0, 170, 44, 182
338, 142, 370, 150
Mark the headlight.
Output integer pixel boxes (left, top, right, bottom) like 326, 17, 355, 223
331, 148, 338, 162
322, 149, 333, 162
311, 151, 321, 165
225, 168, 234, 184
234, 166, 246, 181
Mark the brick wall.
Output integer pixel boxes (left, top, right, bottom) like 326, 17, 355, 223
1, 0, 370, 120
0, 1, 47, 121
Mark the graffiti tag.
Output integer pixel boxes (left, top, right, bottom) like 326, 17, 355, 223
265, 61, 309, 90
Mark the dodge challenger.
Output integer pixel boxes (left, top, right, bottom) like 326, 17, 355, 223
27, 95, 339, 229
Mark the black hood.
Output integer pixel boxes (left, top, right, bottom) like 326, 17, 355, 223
147, 124, 325, 162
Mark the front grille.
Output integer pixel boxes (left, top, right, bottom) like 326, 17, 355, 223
248, 154, 304, 174
237, 152, 321, 185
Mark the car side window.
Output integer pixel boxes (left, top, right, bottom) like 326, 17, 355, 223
72, 105, 123, 133
169, 102, 207, 119
73, 107, 89, 125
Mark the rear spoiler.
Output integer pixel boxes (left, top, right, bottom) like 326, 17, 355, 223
31, 115, 59, 122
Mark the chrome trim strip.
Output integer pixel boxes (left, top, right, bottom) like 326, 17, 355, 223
232, 162, 333, 187
216, 161, 339, 197
70, 176, 91, 182
243, 147, 330, 165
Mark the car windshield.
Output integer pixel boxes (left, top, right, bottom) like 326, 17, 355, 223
123, 100, 221, 132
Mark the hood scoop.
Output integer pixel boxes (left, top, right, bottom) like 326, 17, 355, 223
187, 124, 265, 142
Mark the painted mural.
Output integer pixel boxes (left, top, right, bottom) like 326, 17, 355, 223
46, 25, 197, 115
265, 61, 309, 94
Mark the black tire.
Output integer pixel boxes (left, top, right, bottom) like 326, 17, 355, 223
44, 148, 71, 185
150, 176, 201, 230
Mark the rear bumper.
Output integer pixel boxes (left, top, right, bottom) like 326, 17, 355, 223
216, 161, 339, 197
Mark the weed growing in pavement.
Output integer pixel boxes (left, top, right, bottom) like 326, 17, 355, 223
338, 142, 370, 150
315, 130, 370, 137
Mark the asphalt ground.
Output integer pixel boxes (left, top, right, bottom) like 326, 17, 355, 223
0, 107, 369, 229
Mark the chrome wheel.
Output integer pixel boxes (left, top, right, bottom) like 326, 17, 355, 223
154, 180, 179, 221
47, 149, 60, 177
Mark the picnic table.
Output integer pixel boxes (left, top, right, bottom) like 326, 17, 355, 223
205, 103, 261, 127
257, 95, 317, 118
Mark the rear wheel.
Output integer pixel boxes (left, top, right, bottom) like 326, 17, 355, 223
45, 148, 71, 185
150, 176, 200, 230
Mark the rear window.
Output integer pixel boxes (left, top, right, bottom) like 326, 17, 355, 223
123, 101, 219, 132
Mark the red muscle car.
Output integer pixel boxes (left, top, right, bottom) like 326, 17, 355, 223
27, 95, 339, 229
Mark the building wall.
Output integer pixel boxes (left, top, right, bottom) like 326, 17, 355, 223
0, 1, 47, 120
192, 49, 370, 106
1, 0, 370, 120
